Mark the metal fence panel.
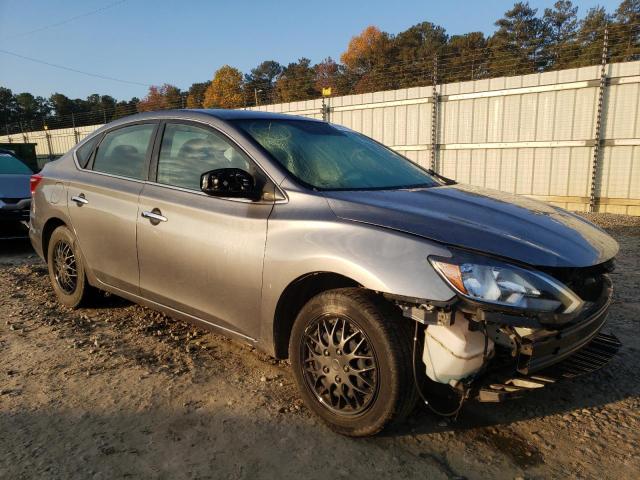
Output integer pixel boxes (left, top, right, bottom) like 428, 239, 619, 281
1, 61, 639, 214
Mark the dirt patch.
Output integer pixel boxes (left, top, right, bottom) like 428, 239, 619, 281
1, 215, 639, 479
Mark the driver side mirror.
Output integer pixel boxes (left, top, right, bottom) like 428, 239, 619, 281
200, 168, 259, 200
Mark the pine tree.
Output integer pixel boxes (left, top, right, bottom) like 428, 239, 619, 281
610, 0, 640, 61
244, 61, 283, 106
274, 58, 316, 102
442, 32, 489, 82
543, 1, 579, 68
576, 7, 612, 66
488, 2, 546, 76
186, 82, 211, 109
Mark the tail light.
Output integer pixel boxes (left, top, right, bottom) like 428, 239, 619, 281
30, 174, 43, 196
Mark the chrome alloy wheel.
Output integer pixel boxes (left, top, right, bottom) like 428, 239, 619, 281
300, 314, 379, 416
52, 240, 77, 294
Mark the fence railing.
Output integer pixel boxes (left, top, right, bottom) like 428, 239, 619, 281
1, 60, 639, 215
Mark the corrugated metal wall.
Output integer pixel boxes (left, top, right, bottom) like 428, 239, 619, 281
2, 61, 639, 214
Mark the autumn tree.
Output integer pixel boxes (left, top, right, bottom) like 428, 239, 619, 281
186, 81, 210, 108
488, 2, 546, 76
137, 84, 183, 112
275, 58, 316, 102
203, 66, 245, 109
341, 26, 394, 93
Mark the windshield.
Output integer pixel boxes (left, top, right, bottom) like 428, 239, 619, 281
0, 152, 33, 175
233, 119, 440, 190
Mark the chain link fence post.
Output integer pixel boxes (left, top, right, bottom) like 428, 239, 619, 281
589, 26, 609, 213
430, 54, 439, 172
20, 122, 27, 144
321, 97, 327, 121
72, 112, 80, 144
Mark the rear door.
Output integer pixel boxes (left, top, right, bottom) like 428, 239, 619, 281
67, 122, 158, 293
137, 121, 274, 339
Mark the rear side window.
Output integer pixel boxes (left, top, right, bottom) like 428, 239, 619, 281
92, 124, 155, 180
75, 136, 99, 168
0, 152, 32, 174
156, 123, 252, 190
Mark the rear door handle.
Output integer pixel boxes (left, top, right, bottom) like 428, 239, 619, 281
71, 194, 88, 206
141, 209, 167, 224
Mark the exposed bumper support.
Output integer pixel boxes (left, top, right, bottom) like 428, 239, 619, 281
476, 331, 621, 402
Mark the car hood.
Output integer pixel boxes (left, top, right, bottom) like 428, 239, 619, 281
324, 184, 618, 268
0, 174, 31, 200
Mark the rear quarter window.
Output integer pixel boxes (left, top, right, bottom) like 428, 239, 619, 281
75, 136, 99, 169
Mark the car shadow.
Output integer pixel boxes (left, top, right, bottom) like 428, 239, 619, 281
386, 342, 636, 439
0, 238, 34, 262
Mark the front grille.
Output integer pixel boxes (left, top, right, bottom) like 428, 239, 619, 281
540, 332, 621, 378
1, 198, 23, 204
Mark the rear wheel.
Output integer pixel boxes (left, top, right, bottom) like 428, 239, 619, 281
289, 288, 417, 437
47, 225, 94, 308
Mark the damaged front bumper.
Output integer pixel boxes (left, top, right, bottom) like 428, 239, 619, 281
396, 272, 621, 407
476, 331, 622, 402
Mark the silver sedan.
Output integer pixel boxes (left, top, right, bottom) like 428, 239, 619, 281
29, 109, 620, 436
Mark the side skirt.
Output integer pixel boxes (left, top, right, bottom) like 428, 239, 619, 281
93, 279, 259, 346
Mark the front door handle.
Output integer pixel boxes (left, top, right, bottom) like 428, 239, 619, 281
141, 209, 167, 225
71, 194, 88, 206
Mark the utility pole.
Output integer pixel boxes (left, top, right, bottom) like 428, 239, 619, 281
254, 88, 262, 106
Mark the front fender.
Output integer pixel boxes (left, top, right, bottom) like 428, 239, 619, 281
259, 191, 456, 353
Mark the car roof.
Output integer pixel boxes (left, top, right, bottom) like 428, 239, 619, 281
111, 109, 322, 125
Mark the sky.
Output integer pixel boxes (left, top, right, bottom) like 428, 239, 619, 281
0, 0, 623, 101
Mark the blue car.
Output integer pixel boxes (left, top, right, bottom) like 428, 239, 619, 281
0, 148, 33, 238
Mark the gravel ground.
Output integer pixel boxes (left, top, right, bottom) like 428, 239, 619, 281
0, 214, 638, 479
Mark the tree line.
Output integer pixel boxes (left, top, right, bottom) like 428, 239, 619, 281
1, 1, 638, 133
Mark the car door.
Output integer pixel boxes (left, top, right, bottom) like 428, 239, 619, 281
137, 121, 274, 339
67, 122, 158, 293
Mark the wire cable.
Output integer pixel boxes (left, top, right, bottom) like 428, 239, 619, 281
412, 321, 466, 418
0, 48, 151, 87
1, 0, 131, 40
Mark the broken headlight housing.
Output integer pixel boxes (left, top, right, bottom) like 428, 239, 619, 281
430, 253, 583, 314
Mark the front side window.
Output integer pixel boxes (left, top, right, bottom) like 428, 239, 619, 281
233, 119, 441, 191
0, 152, 32, 174
92, 124, 155, 180
156, 123, 252, 191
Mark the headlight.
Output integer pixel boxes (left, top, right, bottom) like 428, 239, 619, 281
430, 254, 583, 314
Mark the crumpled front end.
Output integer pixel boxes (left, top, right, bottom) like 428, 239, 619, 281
393, 257, 621, 411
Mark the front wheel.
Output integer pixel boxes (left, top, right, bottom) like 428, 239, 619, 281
289, 288, 417, 437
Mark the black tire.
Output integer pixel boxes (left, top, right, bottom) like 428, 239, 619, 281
289, 288, 418, 437
47, 225, 94, 308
